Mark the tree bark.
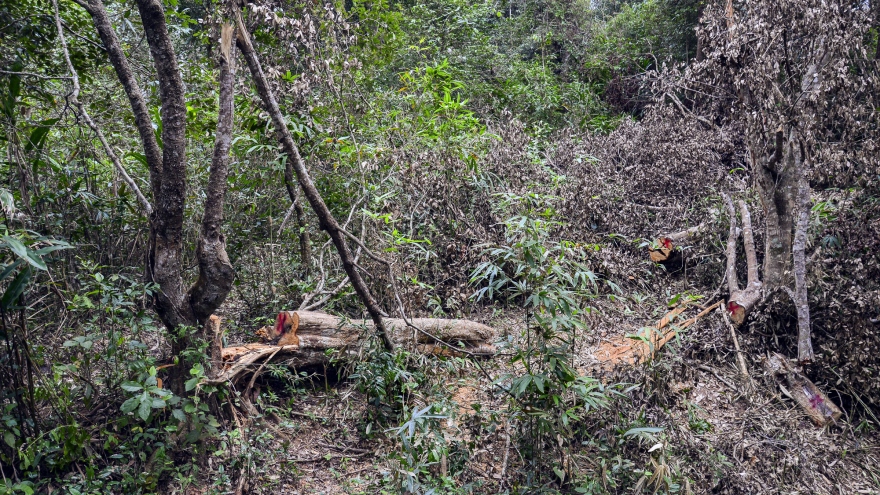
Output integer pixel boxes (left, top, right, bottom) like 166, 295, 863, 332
266, 310, 495, 348
233, 6, 393, 351
753, 129, 796, 290
189, 24, 236, 323
648, 224, 704, 264
82, 0, 163, 193
53, 0, 153, 216
135, 0, 192, 335
281, 159, 312, 275
792, 148, 814, 363
766, 353, 840, 426
80, 1, 238, 390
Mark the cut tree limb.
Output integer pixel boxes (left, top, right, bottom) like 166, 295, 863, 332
266, 310, 495, 347
722, 194, 763, 326
208, 312, 497, 384
792, 150, 815, 363
648, 224, 705, 263
595, 300, 722, 367
765, 353, 841, 426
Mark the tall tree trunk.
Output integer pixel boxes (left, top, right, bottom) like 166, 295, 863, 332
189, 23, 237, 338
134, 0, 192, 334
753, 128, 797, 290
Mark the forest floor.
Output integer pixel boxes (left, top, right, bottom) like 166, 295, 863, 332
177, 295, 880, 495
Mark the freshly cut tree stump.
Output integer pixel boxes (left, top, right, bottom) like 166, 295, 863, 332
648, 224, 705, 264
723, 196, 763, 326
765, 353, 842, 426
209, 312, 497, 384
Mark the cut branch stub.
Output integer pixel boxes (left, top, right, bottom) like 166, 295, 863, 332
723, 194, 762, 326
726, 289, 762, 326
648, 237, 675, 263
648, 224, 704, 264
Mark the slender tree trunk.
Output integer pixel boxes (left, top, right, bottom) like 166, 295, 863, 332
792, 145, 814, 363
189, 24, 236, 323
233, 7, 393, 351
135, 0, 192, 335
282, 168, 312, 275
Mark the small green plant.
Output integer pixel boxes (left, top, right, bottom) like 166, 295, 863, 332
350, 343, 428, 426
470, 190, 617, 488
120, 366, 173, 422
686, 402, 712, 434
386, 404, 450, 494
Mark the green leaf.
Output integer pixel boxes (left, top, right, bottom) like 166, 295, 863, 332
3, 431, 15, 448
8, 63, 21, 100
1, 266, 31, 310
151, 398, 166, 409
24, 118, 59, 152
120, 381, 142, 392
33, 242, 71, 256
623, 426, 664, 437
3, 236, 46, 270
138, 398, 151, 421
125, 152, 148, 168
0, 259, 23, 282
121, 397, 139, 414
553, 467, 566, 482
0, 189, 14, 214
3, 236, 28, 259
171, 409, 186, 422
16, 482, 34, 495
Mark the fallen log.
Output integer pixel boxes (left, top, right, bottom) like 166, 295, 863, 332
765, 353, 841, 426
263, 310, 495, 348
208, 312, 497, 384
648, 224, 705, 264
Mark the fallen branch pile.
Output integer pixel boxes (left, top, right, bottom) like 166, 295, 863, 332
595, 300, 723, 368
207, 311, 497, 384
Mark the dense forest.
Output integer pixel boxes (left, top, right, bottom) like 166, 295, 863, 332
1, 0, 879, 493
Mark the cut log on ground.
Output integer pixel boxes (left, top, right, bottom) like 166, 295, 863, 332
765, 353, 842, 426
208, 312, 497, 385
263, 310, 495, 349
648, 224, 705, 264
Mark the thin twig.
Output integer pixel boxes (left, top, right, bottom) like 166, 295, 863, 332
723, 311, 751, 381
499, 419, 512, 492
697, 365, 739, 393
